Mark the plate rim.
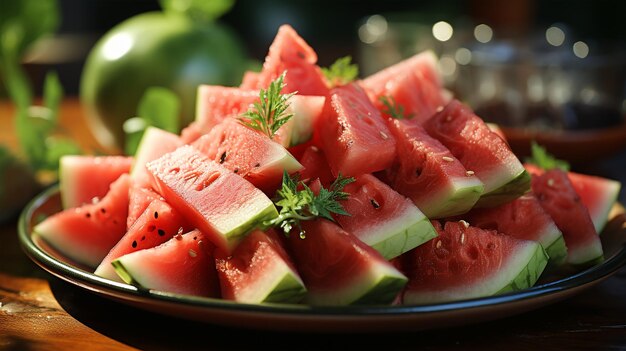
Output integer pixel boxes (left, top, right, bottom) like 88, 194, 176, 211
18, 185, 626, 319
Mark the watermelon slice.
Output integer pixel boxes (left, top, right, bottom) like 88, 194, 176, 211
59, 155, 132, 209
399, 220, 548, 304
130, 126, 183, 188
385, 119, 484, 218
463, 194, 567, 265
95, 197, 189, 281
240, 70, 260, 89
297, 145, 335, 187
147, 145, 278, 254
126, 185, 164, 229
112, 230, 220, 297
34, 174, 130, 267
361, 51, 448, 123
215, 230, 306, 304
531, 169, 604, 267
287, 219, 407, 306
333, 174, 438, 260
252, 24, 329, 96
423, 100, 530, 207
319, 83, 397, 177
192, 118, 302, 194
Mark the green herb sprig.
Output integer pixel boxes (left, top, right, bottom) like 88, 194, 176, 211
264, 171, 355, 237
322, 56, 359, 88
525, 141, 570, 171
379, 95, 413, 120
239, 71, 295, 139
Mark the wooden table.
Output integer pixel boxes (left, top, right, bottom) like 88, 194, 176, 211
1, 99, 626, 350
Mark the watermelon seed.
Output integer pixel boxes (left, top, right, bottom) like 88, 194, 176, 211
91, 197, 100, 204
436, 106, 444, 113
297, 51, 305, 59
311, 146, 319, 152
465, 170, 475, 177
85, 213, 91, 218
415, 168, 422, 177
459, 220, 470, 229
379, 131, 389, 140
158, 229, 165, 236
132, 241, 137, 248
195, 171, 220, 191
148, 225, 156, 232
370, 199, 381, 209
141, 236, 145, 241
460, 233, 466, 245
188, 249, 197, 258
547, 178, 555, 187
154, 211, 158, 219
233, 168, 239, 174
436, 240, 442, 249
100, 208, 106, 214
254, 163, 261, 168
219, 152, 227, 164
487, 242, 496, 250
193, 236, 197, 240
442, 156, 454, 162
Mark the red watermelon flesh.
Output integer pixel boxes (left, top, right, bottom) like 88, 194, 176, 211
399, 221, 548, 304
361, 51, 448, 123
525, 163, 621, 233
131, 127, 183, 188
287, 219, 407, 306
423, 100, 529, 207
240, 70, 260, 89
60, 155, 133, 209
531, 169, 604, 266
215, 230, 306, 304
333, 174, 437, 260
462, 194, 567, 265
126, 185, 164, 229
95, 197, 190, 281
34, 174, 130, 268
194, 85, 259, 133
147, 145, 278, 254
253, 25, 328, 96
297, 145, 334, 187
192, 118, 302, 194
385, 118, 484, 218
319, 83, 396, 177
112, 230, 220, 298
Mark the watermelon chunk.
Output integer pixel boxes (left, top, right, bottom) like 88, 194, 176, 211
319, 83, 396, 177
531, 169, 604, 267
126, 185, 164, 229
399, 221, 548, 304
112, 230, 220, 297
333, 174, 438, 260
215, 230, 306, 304
192, 118, 302, 194
240, 70, 260, 89
423, 100, 530, 207
297, 145, 334, 187
130, 126, 183, 188
361, 51, 448, 123
147, 145, 278, 254
34, 174, 130, 267
463, 194, 567, 265
95, 197, 189, 281
252, 24, 329, 96
287, 219, 407, 306
59, 155, 132, 209
385, 119, 484, 218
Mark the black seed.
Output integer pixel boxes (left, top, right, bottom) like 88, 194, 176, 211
85, 213, 91, 218
141, 236, 146, 241
100, 208, 106, 213
297, 51, 305, 59
154, 211, 159, 219
148, 225, 156, 232
193, 236, 197, 240
132, 241, 137, 248
233, 168, 239, 174
370, 199, 381, 209
415, 168, 422, 177
219, 151, 227, 164
254, 163, 260, 168
158, 229, 165, 236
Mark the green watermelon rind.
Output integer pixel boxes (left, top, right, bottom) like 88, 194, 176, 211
305, 262, 408, 306
475, 169, 531, 208
220, 204, 279, 251
111, 259, 139, 287
280, 95, 325, 147
544, 233, 568, 266
588, 178, 621, 233
567, 238, 604, 268
420, 176, 484, 218
402, 241, 548, 305
261, 269, 308, 304
366, 207, 438, 260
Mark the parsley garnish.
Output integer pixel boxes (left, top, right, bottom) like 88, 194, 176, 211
264, 171, 355, 238
239, 71, 295, 139
379, 95, 413, 120
525, 141, 570, 171
322, 56, 359, 88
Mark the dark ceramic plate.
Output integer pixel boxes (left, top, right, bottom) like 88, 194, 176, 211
18, 186, 626, 332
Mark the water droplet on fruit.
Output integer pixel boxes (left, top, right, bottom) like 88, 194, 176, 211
188, 249, 197, 258
299, 231, 306, 239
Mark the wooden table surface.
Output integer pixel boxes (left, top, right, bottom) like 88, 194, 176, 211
1, 99, 626, 351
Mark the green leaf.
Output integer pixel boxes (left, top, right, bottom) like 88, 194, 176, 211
43, 136, 81, 171
525, 141, 570, 171
239, 71, 295, 139
159, 0, 235, 22
322, 56, 359, 88
379, 95, 413, 120
43, 71, 63, 124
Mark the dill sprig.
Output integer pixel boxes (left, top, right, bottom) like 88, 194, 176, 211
322, 56, 359, 88
379, 95, 414, 120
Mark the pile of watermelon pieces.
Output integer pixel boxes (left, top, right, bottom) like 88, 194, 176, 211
34, 25, 622, 306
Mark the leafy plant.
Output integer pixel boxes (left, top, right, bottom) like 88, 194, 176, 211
525, 141, 570, 171
322, 56, 359, 88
